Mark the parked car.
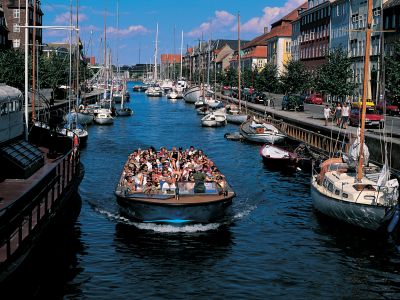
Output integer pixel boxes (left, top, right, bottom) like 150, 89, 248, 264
349, 106, 385, 128
250, 91, 268, 105
305, 93, 323, 105
282, 94, 304, 111
376, 100, 399, 116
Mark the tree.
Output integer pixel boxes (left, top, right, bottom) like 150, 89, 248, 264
0, 50, 25, 90
280, 59, 311, 94
40, 53, 69, 98
255, 63, 280, 93
315, 47, 356, 101
223, 67, 237, 87
385, 41, 400, 102
242, 68, 253, 88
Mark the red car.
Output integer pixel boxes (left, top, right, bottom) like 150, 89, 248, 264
305, 93, 323, 105
376, 101, 399, 116
349, 107, 385, 128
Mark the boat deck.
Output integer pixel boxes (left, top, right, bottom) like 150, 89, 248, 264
0, 148, 61, 214
0, 148, 76, 264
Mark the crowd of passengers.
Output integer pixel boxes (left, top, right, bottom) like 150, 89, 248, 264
121, 146, 226, 193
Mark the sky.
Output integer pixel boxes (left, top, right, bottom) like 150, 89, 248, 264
42, 0, 305, 65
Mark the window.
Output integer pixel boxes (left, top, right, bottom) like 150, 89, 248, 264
1, 103, 8, 115
13, 24, 20, 33
385, 16, 389, 29
13, 39, 20, 48
13, 9, 20, 19
393, 15, 396, 29
335, 190, 340, 195
328, 182, 334, 192
342, 193, 348, 198
310, 32, 315, 40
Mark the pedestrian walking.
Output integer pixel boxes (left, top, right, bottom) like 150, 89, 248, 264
334, 103, 342, 127
341, 102, 350, 129
324, 104, 331, 126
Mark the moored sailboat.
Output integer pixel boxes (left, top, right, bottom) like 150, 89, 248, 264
310, 0, 399, 231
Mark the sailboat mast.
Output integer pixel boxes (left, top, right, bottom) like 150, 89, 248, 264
104, 8, 107, 94
32, 0, 36, 121
357, 0, 373, 181
180, 30, 183, 79
154, 23, 158, 81
24, 0, 28, 140
76, 0, 80, 107
238, 13, 241, 110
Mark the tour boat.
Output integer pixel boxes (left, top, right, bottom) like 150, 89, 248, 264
239, 118, 286, 144
201, 112, 227, 127
114, 148, 235, 223
310, 0, 399, 231
260, 144, 296, 168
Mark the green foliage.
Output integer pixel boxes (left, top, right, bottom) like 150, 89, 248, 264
0, 49, 25, 89
255, 63, 280, 93
223, 67, 238, 86
40, 53, 69, 92
315, 47, 356, 100
385, 41, 400, 102
280, 59, 311, 94
241, 68, 253, 88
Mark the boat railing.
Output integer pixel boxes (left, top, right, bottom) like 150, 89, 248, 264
0, 149, 80, 268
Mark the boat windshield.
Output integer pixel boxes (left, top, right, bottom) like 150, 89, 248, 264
177, 182, 220, 195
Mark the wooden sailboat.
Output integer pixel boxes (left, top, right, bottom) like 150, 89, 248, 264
310, 0, 399, 231
115, 0, 132, 117
226, 13, 247, 124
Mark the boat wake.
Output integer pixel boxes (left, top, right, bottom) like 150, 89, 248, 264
91, 205, 226, 233
89, 196, 256, 233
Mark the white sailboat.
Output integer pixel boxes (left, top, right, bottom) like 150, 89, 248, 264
115, 0, 132, 117
310, 0, 399, 231
227, 12, 247, 124
201, 111, 227, 127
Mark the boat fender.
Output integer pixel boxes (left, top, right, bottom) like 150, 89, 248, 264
387, 206, 400, 233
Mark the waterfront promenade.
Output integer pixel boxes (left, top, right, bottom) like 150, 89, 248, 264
218, 93, 400, 171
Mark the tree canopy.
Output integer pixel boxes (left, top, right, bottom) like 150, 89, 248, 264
255, 63, 280, 93
315, 47, 356, 101
280, 59, 311, 94
385, 41, 400, 102
0, 50, 25, 90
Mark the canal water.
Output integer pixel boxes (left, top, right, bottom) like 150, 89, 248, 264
15, 83, 400, 299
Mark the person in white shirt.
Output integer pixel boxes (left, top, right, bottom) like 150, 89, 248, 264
341, 102, 350, 129
323, 105, 331, 126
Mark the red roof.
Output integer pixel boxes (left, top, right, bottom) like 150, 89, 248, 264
160, 54, 181, 63
242, 46, 267, 59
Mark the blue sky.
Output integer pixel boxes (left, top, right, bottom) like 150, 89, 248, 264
43, 0, 304, 65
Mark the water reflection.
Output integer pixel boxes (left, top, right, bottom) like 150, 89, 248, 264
114, 222, 233, 265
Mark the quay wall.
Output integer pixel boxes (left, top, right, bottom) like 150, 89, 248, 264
217, 93, 400, 172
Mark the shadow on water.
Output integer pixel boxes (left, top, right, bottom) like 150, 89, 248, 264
113, 222, 233, 267
313, 211, 400, 299
1, 193, 86, 300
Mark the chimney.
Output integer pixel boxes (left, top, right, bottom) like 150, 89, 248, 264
264, 26, 269, 34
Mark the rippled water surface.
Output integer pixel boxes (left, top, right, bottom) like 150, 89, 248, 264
19, 83, 400, 299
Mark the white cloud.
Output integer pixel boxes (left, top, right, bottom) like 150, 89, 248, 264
240, 0, 304, 33
106, 25, 148, 36
187, 10, 235, 38
54, 12, 88, 25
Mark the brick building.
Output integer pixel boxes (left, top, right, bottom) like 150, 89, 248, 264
0, 3, 10, 49
2, 0, 43, 50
